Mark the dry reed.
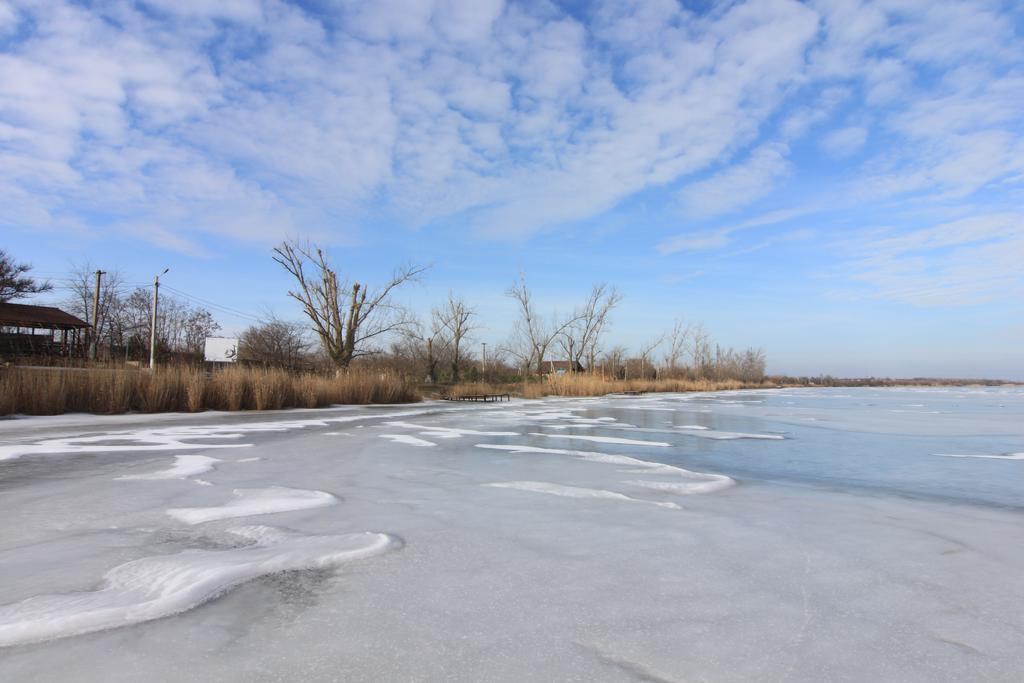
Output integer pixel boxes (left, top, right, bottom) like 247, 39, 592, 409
519, 374, 761, 398
444, 382, 507, 398
0, 366, 419, 416
441, 374, 768, 400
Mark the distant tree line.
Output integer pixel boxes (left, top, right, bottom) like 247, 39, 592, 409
63, 263, 219, 362
1, 244, 768, 383
269, 239, 767, 384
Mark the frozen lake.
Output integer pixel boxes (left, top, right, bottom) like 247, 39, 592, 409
1, 387, 1022, 681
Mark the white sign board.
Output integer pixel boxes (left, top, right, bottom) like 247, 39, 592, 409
204, 337, 239, 363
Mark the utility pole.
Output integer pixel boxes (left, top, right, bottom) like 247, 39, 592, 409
150, 268, 169, 370
481, 342, 487, 378
90, 270, 105, 361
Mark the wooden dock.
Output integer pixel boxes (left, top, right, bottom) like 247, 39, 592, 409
442, 393, 511, 403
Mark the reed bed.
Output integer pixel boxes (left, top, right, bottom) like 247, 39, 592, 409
441, 375, 768, 400
519, 375, 763, 398
443, 382, 509, 398
0, 366, 419, 416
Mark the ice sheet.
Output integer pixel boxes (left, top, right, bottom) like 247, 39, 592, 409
0, 409, 441, 462
0, 527, 395, 647
529, 433, 671, 447
484, 481, 681, 509
379, 434, 436, 447
382, 421, 519, 437
1, 388, 1023, 681
936, 452, 1024, 460
474, 444, 735, 495
674, 426, 785, 440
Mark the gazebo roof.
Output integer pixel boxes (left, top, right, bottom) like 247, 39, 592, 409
0, 302, 91, 329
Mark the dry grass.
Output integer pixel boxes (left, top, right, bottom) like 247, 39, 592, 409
442, 382, 510, 398
519, 375, 766, 398
0, 365, 419, 416
443, 374, 768, 400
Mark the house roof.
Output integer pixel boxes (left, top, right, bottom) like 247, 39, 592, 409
0, 302, 91, 329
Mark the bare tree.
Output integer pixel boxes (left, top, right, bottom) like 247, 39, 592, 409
402, 314, 449, 383
107, 287, 218, 360
63, 263, 124, 357
108, 288, 151, 358
182, 308, 220, 356
600, 345, 628, 379
504, 275, 579, 375
239, 316, 312, 370
690, 324, 713, 378
557, 284, 621, 371
635, 335, 665, 379
0, 249, 51, 302
662, 319, 692, 376
433, 292, 478, 383
272, 240, 426, 368
739, 347, 767, 382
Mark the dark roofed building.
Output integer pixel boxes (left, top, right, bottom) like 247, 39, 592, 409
0, 302, 91, 358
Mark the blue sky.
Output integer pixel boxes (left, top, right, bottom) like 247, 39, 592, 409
2, 0, 1022, 378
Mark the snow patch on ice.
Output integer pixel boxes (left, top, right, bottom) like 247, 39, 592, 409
0, 526, 396, 647
0, 409, 439, 462
628, 479, 734, 495
476, 444, 735, 494
937, 452, 1024, 460
530, 433, 671, 447
0, 433, 251, 462
115, 455, 220, 481
379, 434, 436, 447
484, 481, 680, 509
382, 421, 519, 437
674, 427, 785, 440
167, 487, 338, 524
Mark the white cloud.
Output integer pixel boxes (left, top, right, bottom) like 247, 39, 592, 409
0, 0, 1020, 256
139, 0, 263, 23
838, 214, 1024, 306
0, 1, 17, 33
820, 126, 867, 158
779, 86, 851, 139
657, 230, 733, 255
678, 143, 792, 219
434, 0, 505, 43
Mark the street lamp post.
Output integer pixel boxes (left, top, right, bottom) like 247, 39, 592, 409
149, 268, 169, 370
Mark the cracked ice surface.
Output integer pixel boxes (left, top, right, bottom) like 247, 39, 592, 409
1, 389, 1023, 681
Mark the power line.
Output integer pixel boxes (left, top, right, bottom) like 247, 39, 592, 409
26, 271, 265, 324
161, 285, 262, 322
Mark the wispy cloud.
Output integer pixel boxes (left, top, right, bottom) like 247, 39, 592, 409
678, 143, 792, 219
657, 231, 733, 255
0, 0, 1021, 262
0, 0, 820, 245
835, 214, 1024, 306
820, 126, 868, 159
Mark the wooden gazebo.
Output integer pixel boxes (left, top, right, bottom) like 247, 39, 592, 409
0, 303, 91, 358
